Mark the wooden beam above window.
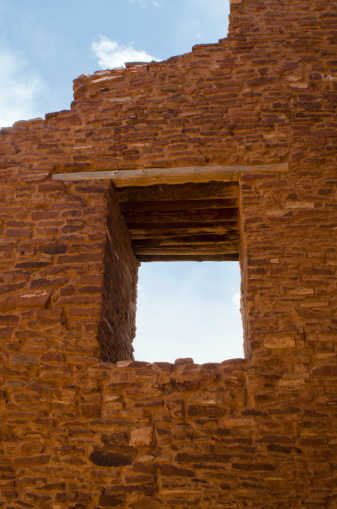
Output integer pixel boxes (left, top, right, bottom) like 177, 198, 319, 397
52, 163, 288, 187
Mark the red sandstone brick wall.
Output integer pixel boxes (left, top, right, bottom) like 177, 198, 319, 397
1, 0, 337, 507
98, 186, 139, 363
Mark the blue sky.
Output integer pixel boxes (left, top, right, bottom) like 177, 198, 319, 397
0, 0, 243, 363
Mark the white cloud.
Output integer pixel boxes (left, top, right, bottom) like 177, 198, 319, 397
0, 47, 46, 127
231, 292, 240, 309
137, 283, 148, 303
92, 36, 160, 69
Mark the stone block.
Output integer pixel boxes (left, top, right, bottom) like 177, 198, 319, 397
10, 354, 39, 367
0, 290, 53, 312
89, 446, 135, 467
264, 337, 296, 349
186, 404, 224, 417
20, 439, 44, 454
130, 427, 154, 447
128, 496, 163, 509
160, 465, 194, 477
99, 494, 125, 507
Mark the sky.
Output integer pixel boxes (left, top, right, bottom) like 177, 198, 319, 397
0, 0, 244, 363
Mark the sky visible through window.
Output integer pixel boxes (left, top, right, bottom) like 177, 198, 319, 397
135, 262, 243, 363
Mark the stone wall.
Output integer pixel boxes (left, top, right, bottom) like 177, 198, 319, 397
98, 185, 139, 363
1, 0, 337, 507
0, 177, 110, 358
1, 355, 337, 508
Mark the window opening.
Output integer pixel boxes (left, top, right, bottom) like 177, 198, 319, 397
134, 260, 243, 364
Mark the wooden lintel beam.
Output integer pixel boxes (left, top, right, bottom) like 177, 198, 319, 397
52, 163, 288, 187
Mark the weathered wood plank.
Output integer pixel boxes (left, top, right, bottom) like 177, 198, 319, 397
128, 222, 239, 237
132, 234, 239, 247
116, 182, 239, 202
138, 254, 239, 262
120, 198, 238, 212
123, 208, 238, 223
130, 230, 238, 240
53, 163, 288, 185
134, 244, 239, 255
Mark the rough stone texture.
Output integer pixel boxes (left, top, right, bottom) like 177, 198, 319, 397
0, 0, 337, 507
98, 185, 139, 362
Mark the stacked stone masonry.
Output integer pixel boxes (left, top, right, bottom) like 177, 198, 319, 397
1, 0, 337, 507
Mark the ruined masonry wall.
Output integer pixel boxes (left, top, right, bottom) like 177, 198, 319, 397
0, 0, 337, 507
0, 179, 111, 359
99, 186, 139, 363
